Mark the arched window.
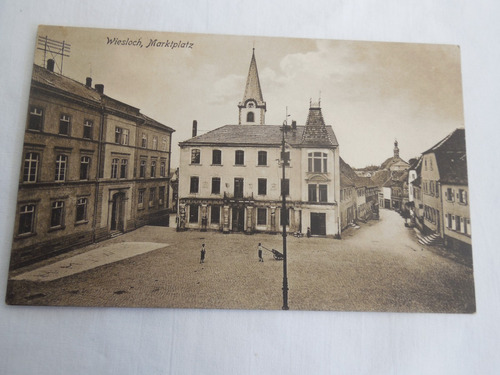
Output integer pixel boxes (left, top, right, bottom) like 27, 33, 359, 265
246, 111, 255, 123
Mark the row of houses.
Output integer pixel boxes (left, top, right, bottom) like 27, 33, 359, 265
11, 60, 174, 269
408, 128, 471, 253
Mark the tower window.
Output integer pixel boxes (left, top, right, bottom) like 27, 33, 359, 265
247, 111, 255, 123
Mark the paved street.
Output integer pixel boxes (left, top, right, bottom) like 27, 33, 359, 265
6, 209, 475, 313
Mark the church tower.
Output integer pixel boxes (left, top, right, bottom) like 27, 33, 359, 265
238, 49, 266, 125
394, 139, 400, 158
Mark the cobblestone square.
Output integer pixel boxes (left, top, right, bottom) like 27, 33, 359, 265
6, 210, 475, 312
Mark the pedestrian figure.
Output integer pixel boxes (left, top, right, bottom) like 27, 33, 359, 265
200, 243, 206, 264
258, 243, 264, 262
307, 227, 311, 238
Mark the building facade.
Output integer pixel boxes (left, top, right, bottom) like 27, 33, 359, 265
178, 51, 341, 236
11, 62, 174, 269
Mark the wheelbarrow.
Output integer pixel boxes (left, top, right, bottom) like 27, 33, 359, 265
262, 246, 284, 261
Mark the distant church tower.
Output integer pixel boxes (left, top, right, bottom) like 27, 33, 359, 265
238, 48, 266, 125
394, 139, 400, 158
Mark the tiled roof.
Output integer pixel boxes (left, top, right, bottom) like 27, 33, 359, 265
301, 106, 336, 147
424, 129, 468, 185
340, 157, 377, 188
32, 64, 101, 103
435, 152, 468, 185
380, 156, 409, 170
180, 124, 338, 147
423, 128, 466, 154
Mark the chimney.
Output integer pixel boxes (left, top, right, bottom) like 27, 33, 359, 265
46, 59, 55, 72
192, 120, 197, 137
95, 84, 104, 94
85, 77, 92, 87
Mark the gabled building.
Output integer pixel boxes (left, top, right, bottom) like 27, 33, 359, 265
420, 128, 471, 251
11, 61, 174, 269
178, 50, 341, 236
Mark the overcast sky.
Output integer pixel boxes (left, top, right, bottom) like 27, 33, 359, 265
34, 25, 465, 168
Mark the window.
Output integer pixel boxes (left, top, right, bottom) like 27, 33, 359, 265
76, 198, 88, 222
459, 189, 468, 204
142, 134, 147, 148
19, 204, 35, 235
122, 129, 129, 145
55, 154, 67, 182
149, 188, 155, 207
189, 204, 199, 223
115, 127, 129, 145
23, 152, 39, 182
120, 159, 128, 178
160, 161, 166, 177
308, 152, 328, 173
83, 120, 93, 139
211, 177, 221, 194
111, 158, 119, 178
59, 114, 71, 135
235, 150, 244, 165
308, 184, 317, 202
447, 213, 452, 228
446, 188, 454, 202
191, 149, 200, 164
152, 136, 158, 150
28, 107, 43, 131
212, 150, 222, 165
150, 160, 156, 178
455, 215, 461, 232
115, 127, 122, 143
247, 111, 254, 122
319, 185, 328, 202
258, 151, 267, 166
234, 178, 244, 198
162, 137, 168, 151
158, 186, 165, 206
258, 178, 267, 195
281, 178, 289, 197
80, 156, 91, 180
211, 206, 220, 224
50, 201, 64, 228
138, 189, 145, 209
190, 176, 199, 194
139, 159, 146, 178
257, 208, 267, 225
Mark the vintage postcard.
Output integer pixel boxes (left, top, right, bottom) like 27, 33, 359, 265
5, 25, 475, 312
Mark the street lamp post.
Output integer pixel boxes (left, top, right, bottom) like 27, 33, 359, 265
281, 118, 290, 311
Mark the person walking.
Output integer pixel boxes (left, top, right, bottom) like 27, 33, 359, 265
200, 243, 206, 264
258, 243, 264, 262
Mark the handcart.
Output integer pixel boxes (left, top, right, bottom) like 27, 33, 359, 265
262, 246, 284, 261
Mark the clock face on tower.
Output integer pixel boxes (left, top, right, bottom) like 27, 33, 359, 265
247, 102, 255, 108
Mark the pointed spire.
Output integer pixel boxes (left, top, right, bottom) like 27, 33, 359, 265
242, 48, 264, 103
302, 99, 332, 146
394, 139, 400, 158
238, 49, 266, 124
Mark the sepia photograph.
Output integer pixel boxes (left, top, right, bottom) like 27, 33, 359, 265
5, 25, 475, 313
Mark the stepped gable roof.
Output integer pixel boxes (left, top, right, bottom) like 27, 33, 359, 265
301, 103, 336, 147
180, 124, 338, 147
32, 64, 101, 103
240, 49, 265, 106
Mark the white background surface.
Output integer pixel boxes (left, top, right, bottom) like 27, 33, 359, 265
0, 1, 499, 374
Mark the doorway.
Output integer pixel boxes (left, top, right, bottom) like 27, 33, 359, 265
310, 212, 326, 235
232, 206, 245, 232
110, 192, 125, 232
